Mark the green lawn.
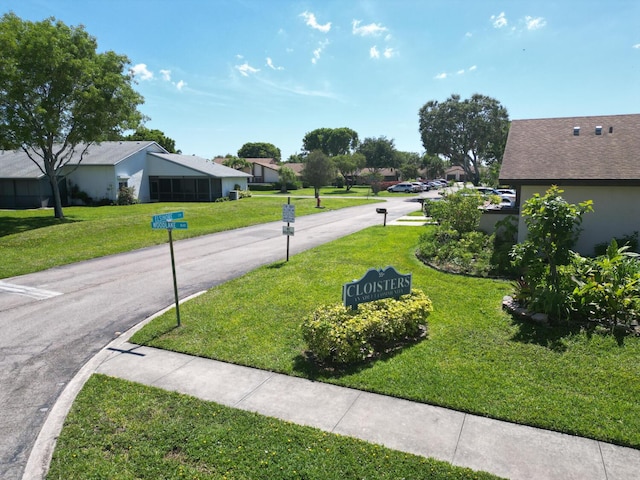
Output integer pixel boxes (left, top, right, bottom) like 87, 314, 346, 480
0, 197, 377, 278
48, 375, 501, 479
132, 226, 640, 449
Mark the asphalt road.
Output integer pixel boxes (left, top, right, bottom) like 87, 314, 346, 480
0, 196, 423, 480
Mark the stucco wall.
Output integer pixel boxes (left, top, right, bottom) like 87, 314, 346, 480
116, 150, 148, 202
67, 165, 117, 201
518, 185, 640, 255
222, 178, 248, 196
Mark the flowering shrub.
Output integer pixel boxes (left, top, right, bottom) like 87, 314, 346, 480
301, 289, 433, 365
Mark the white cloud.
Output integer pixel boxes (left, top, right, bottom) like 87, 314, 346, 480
383, 47, 395, 59
435, 72, 447, 80
311, 39, 329, 64
300, 11, 331, 33
235, 62, 260, 77
457, 69, 465, 75
352, 20, 388, 37
525, 16, 547, 30
175, 80, 186, 91
266, 57, 284, 70
491, 12, 508, 29
469, 65, 477, 71
370, 46, 380, 59
159, 69, 171, 81
633, 43, 640, 49
130, 63, 153, 80
465, 32, 473, 38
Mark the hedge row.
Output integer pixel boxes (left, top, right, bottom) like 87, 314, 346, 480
301, 290, 433, 365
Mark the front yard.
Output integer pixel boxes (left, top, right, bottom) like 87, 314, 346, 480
131, 226, 640, 449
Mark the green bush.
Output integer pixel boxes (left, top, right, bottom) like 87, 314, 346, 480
301, 290, 433, 365
594, 231, 638, 256
572, 240, 640, 328
248, 184, 278, 191
116, 186, 137, 205
417, 228, 504, 277
430, 188, 484, 234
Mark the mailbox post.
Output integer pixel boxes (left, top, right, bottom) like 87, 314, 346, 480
376, 207, 388, 226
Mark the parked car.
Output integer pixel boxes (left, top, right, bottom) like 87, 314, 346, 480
474, 187, 516, 208
436, 178, 449, 186
412, 182, 428, 192
387, 182, 418, 193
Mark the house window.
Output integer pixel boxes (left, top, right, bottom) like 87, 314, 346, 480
595, 126, 602, 135
573, 127, 580, 136
118, 180, 128, 190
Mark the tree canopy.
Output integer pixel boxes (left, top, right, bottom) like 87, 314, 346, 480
357, 136, 398, 173
222, 156, 251, 171
237, 142, 281, 162
124, 127, 178, 153
0, 13, 144, 218
301, 150, 336, 199
418, 93, 509, 185
333, 152, 366, 191
302, 127, 359, 157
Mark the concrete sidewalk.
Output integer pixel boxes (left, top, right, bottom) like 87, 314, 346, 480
27, 323, 640, 480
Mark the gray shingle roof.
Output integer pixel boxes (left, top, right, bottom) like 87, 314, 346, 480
0, 141, 161, 178
149, 153, 252, 178
500, 114, 640, 185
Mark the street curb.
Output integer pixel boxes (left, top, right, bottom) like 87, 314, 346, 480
22, 291, 206, 480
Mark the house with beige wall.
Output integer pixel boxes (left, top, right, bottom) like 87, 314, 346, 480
499, 114, 640, 255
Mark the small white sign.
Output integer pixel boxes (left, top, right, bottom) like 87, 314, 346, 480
282, 204, 295, 223
282, 225, 295, 236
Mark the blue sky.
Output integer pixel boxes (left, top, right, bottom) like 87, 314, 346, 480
4, 1, 640, 159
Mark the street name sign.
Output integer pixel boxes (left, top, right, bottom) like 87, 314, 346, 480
152, 211, 184, 223
151, 220, 188, 230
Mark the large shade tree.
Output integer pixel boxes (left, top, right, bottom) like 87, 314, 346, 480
357, 136, 398, 174
0, 13, 144, 218
418, 93, 509, 185
302, 127, 359, 157
301, 150, 335, 200
333, 152, 366, 191
124, 127, 178, 153
237, 142, 281, 162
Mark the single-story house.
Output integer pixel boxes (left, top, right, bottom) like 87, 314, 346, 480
0, 141, 251, 208
213, 157, 282, 184
499, 113, 640, 255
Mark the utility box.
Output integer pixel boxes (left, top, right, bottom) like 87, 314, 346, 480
229, 190, 239, 200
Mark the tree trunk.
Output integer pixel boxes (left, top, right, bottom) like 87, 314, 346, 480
44, 158, 65, 219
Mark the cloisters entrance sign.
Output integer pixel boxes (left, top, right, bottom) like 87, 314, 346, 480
342, 266, 412, 309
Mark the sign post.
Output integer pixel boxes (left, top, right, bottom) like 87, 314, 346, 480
282, 198, 295, 261
151, 212, 188, 326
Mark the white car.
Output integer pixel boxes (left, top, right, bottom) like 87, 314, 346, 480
387, 182, 418, 193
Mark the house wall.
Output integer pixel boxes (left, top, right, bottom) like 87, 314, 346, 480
67, 165, 117, 202
116, 150, 149, 202
518, 185, 640, 255
222, 177, 248, 196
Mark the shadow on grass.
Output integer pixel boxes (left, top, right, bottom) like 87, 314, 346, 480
0, 215, 79, 237
293, 333, 428, 380
510, 316, 629, 351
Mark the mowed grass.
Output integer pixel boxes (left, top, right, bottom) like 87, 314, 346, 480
0, 196, 376, 278
132, 226, 640, 449
48, 375, 502, 480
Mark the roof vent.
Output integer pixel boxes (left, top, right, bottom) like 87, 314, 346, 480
595, 126, 603, 135
573, 126, 580, 136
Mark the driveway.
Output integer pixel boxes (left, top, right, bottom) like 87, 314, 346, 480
0, 197, 421, 480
